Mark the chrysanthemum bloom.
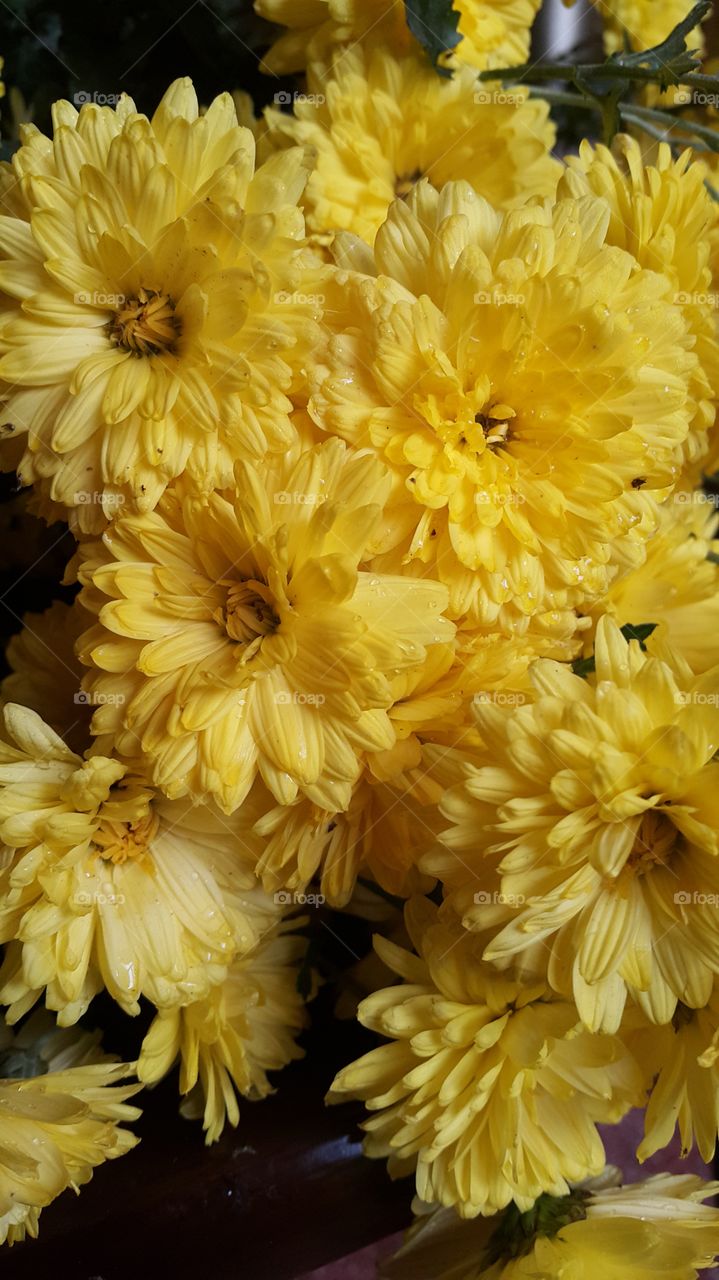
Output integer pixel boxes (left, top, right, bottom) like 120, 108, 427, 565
262, 48, 560, 243
0, 703, 276, 1024
381, 1171, 719, 1280
560, 137, 718, 475
76, 438, 454, 814
0, 78, 317, 532
327, 898, 642, 1217
2, 599, 91, 751
309, 181, 698, 637
591, 0, 705, 58
629, 986, 719, 1165
237, 636, 520, 906
589, 493, 719, 676
138, 918, 308, 1143
255, 0, 541, 75
440, 616, 719, 1034
0, 1013, 140, 1246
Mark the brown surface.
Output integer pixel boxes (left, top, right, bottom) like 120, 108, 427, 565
1, 1004, 411, 1280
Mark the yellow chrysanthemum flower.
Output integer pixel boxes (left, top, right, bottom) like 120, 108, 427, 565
310, 180, 698, 635
559, 137, 718, 476
0, 702, 276, 1024
237, 635, 528, 905
589, 492, 719, 676
262, 48, 560, 243
76, 438, 454, 814
440, 616, 719, 1034
0, 78, 317, 532
138, 919, 308, 1143
629, 986, 719, 1165
2, 599, 90, 751
327, 898, 642, 1217
255, 0, 541, 76
381, 1172, 719, 1279
592, 0, 705, 59
0, 1013, 140, 1246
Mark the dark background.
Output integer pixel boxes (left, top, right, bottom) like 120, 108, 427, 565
0, 0, 289, 147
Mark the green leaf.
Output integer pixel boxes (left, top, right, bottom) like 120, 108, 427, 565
620, 622, 657, 649
572, 622, 657, 679
615, 0, 710, 73
571, 654, 596, 678
404, 0, 461, 76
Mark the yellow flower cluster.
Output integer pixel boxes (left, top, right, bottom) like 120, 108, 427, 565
0, 10, 719, 1268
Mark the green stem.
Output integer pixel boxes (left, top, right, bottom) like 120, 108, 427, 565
481, 62, 719, 91
527, 86, 719, 153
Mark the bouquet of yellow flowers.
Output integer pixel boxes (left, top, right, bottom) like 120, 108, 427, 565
2, 0, 719, 1274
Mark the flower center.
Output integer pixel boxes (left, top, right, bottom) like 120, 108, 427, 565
218, 578, 279, 645
474, 405, 515, 447
109, 288, 181, 357
93, 811, 159, 864
672, 1001, 696, 1031
626, 809, 679, 875
395, 168, 422, 198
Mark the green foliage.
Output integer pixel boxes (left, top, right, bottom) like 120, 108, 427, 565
403, 0, 460, 75
571, 623, 658, 679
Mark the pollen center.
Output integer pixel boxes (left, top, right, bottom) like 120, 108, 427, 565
626, 809, 679, 875
475, 405, 515, 447
395, 168, 422, 198
219, 579, 279, 645
109, 288, 181, 357
93, 811, 159, 864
